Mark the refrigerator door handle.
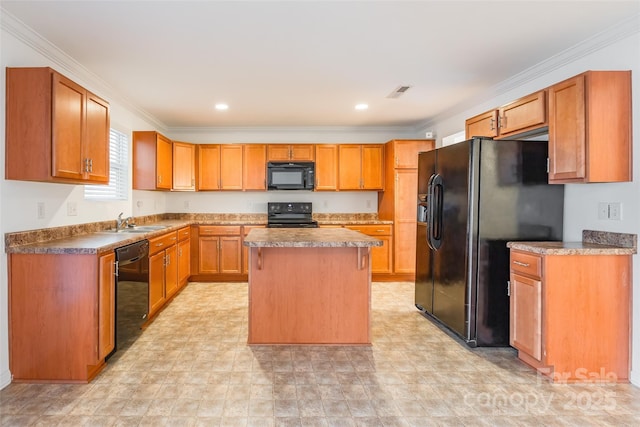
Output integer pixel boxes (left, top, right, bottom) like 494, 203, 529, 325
426, 174, 436, 250
429, 174, 443, 250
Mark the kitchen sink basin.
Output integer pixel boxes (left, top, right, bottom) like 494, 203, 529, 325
103, 225, 170, 233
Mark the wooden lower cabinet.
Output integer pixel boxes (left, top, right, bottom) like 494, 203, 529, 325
148, 231, 179, 317
509, 249, 631, 382
344, 225, 392, 275
177, 230, 191, 288
243, 225, 265, 274
9, 251, 115, 382
192, 225, 243, 280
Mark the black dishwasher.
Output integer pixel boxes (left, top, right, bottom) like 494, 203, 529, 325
110, 240, 150, 358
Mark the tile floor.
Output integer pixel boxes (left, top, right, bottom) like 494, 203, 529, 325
1, 281, 639, 426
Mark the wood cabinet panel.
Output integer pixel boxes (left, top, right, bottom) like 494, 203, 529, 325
132, 131, 172, 190
172, 141, 196, 191
177, 238, 191, 287
243, 144, 267, 190
393, 140, 433, 169
315, 144, 338, 190
148, 251, 166, 317
220, 236, 242, 274
345, 225, 392, 274
548, 71, 631, 183
510, 273, 542, 361
465, 110, 498, 139
198, 237, 220, 274
164, 245, 178, 299
197, 145, 221, 190
220, 145, 244, 190
6, 67, 110, 184
267, 144, 315, 161
497, 90, 546, 138
362, 145, 384, 190
243, 226, 266, 274
338, 145, 362, 190
98, 252, 115, 362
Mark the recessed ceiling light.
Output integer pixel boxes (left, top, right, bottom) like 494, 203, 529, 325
355, 103, 368, 110
215, 103, 229, 111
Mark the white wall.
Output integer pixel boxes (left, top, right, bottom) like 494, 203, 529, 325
420, 27, 640, 386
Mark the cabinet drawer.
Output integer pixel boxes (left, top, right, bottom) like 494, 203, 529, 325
510, 251, 542, 278
345, 224, 392, 236
149, 231, 178, 254
199, 225, 241, 236
177, 227, 190, 241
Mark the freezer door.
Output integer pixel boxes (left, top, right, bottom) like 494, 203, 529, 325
415, 151, 436, 313
431, 140, 472, 340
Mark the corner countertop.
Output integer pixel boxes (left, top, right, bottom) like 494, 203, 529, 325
243, 228, 383, 248
507, 230, 637, 255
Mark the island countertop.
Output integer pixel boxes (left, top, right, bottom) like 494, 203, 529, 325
243, 227, 383, 248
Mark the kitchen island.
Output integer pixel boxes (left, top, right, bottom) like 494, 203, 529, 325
243, 228, 382, 345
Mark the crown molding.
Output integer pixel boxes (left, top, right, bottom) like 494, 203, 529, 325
168, 125, 414, 134
0, 7, 166, 131
415, 13, 640, 132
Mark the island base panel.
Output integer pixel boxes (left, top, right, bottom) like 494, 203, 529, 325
248, 247, 371, 344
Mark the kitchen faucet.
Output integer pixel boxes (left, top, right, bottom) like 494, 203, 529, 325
116, 212, 133, 230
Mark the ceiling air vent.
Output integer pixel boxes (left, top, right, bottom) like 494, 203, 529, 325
386, 85, 412, 99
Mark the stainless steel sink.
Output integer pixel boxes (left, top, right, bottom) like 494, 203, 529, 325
103, 225, 170, 233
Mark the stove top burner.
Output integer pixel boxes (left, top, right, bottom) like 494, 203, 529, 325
267, 202, 318, 228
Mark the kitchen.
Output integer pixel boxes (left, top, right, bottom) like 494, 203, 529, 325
1, 1, 640, 425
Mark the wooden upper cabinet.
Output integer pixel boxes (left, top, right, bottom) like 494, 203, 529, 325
390, 139, 435, 169
220, 145, 243, 190
172, 141, 196, 191
548, 71, 631, 183
465, 110, 498, 139
6, 67, 110, 184
133, 131, 173, 190
267, 144, 315, 161
315, 144, 338, 191
243, 144, 267, 190
338, 144, 384, 190
197, 145, 221, 190
465, 91, 546, 140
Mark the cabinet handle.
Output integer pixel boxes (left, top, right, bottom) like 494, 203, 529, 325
158, 175, 162, 184
179, 248, 182, 256
156, 242, 164, 247
89, 158, 93, 172
513, 260, 530, 267
166, 254, 170, 266
490, 117, 496, 131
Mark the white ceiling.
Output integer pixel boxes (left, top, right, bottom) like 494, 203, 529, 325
2, 1, 639, 129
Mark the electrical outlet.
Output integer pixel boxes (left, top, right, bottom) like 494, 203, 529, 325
609, 202, 622, 220
67, 201, 78, 216
37, 202, 45, 219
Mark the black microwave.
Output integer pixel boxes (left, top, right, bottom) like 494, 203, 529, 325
267, 162, 315, 191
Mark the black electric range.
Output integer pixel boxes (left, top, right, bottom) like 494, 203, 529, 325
267, 202, 319, 228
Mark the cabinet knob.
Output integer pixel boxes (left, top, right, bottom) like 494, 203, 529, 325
513, 260, 530, 267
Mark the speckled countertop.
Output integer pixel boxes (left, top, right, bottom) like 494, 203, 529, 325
5, 213, 390, 255
243, 228, 382, 248
507, 230, 637, 255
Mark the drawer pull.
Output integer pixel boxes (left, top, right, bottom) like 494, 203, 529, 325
513, 260, 530, 267
155, 243, 164, 247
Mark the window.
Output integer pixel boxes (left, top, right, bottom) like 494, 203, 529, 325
85, 128, 128, 200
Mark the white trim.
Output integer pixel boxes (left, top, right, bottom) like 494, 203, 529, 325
0, 369, 11, 390
631, 369, 640, 388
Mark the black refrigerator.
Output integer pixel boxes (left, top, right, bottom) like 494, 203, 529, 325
415, 137, 564, 346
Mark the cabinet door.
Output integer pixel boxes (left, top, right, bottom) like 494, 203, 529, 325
98, 252, 115, 361
394, 169, 418, 274
197, 145, 221, 190
394, 140, 434, 169
52, 73, 85, 181
220, 236, 242, 274
173, 142, 195, 190
371, 236, 392, 274
220, 145, 243, 190
164, 245, 178, 299
267, 145, 291, 161
497, 90, 546, 138
465, 110, 498, 139
362, 145, 384, 190
243, 144, 267, 190
85, 92, 110, 183
338, 145, 362, 190
548, 75, 586, 182
243, 226, 265, 274
156, 134, 173, 189
510, 273, 542, 361
315, 145, 338, 190
177, 238, 191, 286
290, 144, 315, 161
148, 251, 166, 316
198, 236, 220, 274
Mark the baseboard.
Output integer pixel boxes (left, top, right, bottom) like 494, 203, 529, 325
0, 368, 12, 390
630, 369, 640, 388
